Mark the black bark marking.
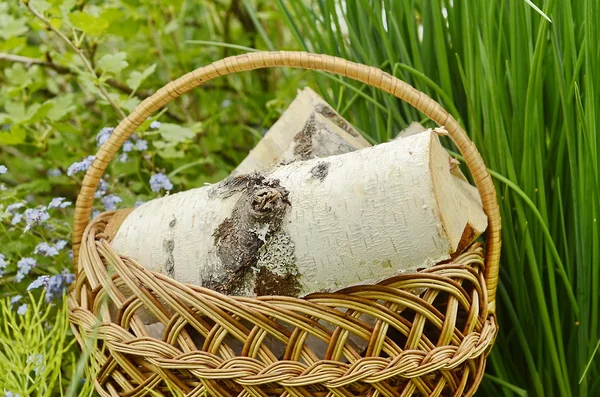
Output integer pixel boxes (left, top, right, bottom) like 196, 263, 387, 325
164, 239, 175, 277
315, 103, 359, 137
209, 172, 273, 199
310, 161, 330, 182
254, 267, 300, 296
294, 111, 357, 162
209, 176, 294, 296
293, 112, 317, 160
164, 215, 177, 277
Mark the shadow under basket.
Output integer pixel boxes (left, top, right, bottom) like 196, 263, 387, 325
67, 51, 501, 397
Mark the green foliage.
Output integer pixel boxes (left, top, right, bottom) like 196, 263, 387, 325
0, 293, 95, 397
1, 0, 598, 396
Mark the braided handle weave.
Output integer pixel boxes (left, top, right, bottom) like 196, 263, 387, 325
72, 51, 501, 312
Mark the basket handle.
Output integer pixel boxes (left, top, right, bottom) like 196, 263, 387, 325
72, 51, 501, 312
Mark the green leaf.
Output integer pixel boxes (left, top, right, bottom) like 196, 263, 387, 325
152, 140, 172, 149
52, 121, 80, 135
0, 124, 26, 145
100, 7, 125, 24
158, 123, 195, 143
97, 52, 128, 75
47, 95, 76, 121
49, 17, 62, 30
126, 64, 156, 92
30, 0, 51, 13
4, 101, 25, 121
0, 36, 27, 52
68, 11, 109, 36
4, 64, 30, 86
121, 97, 140, 112
158, 146, 185, 159
25, 102, 54, 123
522, 0, 552, 22
0, 15, 28, 40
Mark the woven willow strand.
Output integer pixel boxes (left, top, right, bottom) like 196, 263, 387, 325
71, 51, 501, 311
69, 213, 496, 396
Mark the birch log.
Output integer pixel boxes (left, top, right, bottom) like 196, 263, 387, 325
112, 130, 487, 298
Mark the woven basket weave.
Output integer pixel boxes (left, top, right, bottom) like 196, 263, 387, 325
68, 51, 501, 397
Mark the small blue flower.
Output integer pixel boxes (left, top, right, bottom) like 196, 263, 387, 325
61, 268, 75, 285
94, 179, 108, 199
119, 153, 128, 163
0, 254, 7, 277
23, 207, 50, 233
150, 121, 161, 129
0, 165, 7, 174
48, 197, 72, 209
67, 156, 95, 176
149, 173, 173, 192
55, 240, 68, 250
28, 276, 50, 291
102, 194, 122, 211
16, 257, 36, 282
134, 200, 145, 207
5, 391, 22, 397
11, 213, 22, 225
17, 303, 28, 315
27, 353, 45, 376
220, 99, 232, 108
96, 127, 115, 146
6, 203, 25, 213
10, 295, 22, 305
34, 242, 59, 257
135, 139, 148, 151
27, 272, 72, 302
47, 168, 62, 177
123, 140, 134, 152
45, 271, 73, 302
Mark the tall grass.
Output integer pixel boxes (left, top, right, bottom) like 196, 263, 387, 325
255, 0, 600, 395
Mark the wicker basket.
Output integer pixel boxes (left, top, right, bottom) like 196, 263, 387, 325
68, 51, 501, 397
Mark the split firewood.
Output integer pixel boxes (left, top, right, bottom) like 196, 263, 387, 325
232, 87, 370, 175
112, 130, 487, 299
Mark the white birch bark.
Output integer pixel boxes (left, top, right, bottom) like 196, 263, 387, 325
112, 130, 487, 298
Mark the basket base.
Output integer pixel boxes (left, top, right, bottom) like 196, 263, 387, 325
68, 212, 497, 396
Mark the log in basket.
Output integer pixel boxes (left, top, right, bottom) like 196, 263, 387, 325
68, 52, 501, 397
